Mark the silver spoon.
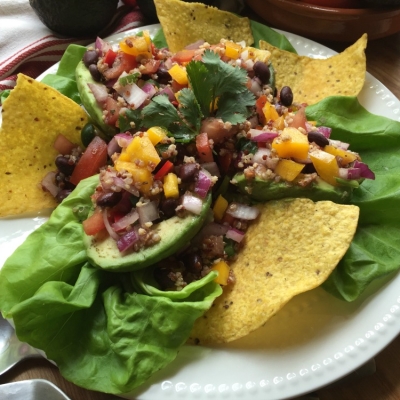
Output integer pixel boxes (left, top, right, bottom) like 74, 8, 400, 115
0, 314, 43, 376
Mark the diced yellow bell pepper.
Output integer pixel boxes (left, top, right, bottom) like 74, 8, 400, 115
274, 159, 305, 182
309, 149, 339, 186
273, 115, 285, 130
262, 101, 280, 122
146, 126, 168, 146
211, 260, 230, 285
114, 160, 153, 195
272, 127, 310, 160
324, 145, 358, 166
225, 41, 242, 59
213, 194, 228, 222
125, 136, 161, 167
119, 35, 151, 57
168, 64, 188, 85
163, 173, 179, 198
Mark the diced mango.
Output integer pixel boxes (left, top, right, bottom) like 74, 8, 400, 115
119, 35, 151, 57
168, 64, 188, 85
309, 149, 339, 186
324, 145, 358, 166
125, 136, 161, 167
225, 41, 242, 59
146, 126, 168, 145
114, 160, 153, 195
262, 101, 279, 122
213, 194, 228, 222
273, 115, 285, 130
163, 172, 179, 198
274, 159, 305, 182
118, 148, 130, 162
211, 260, 230, 285
272, 127, 310, 160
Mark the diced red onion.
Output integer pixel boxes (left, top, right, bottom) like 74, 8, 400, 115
114, 133, 133, 148
185, 39, 205, 50
200, 162, 220, 177
164, 58, 173, 70
316, 126, 332, 138
103, 209, 120, 241
339, 167, 361, 180
88, 83, 108, 105
117, 229, 139, 252
95, 37, 112, 55
105, 78, 117, 88
115, 82, 148, 109
329, 139, 350, 150
112, 210, 139, 232
182, 194, 203, 215
156, 86, 176, 102
241, 49, 249, 61
226, 202, 260, 220
107, 137, 121, 158
353, 160, 375, 180
53, 134, 77, 155
41, 171, 59, 197
141, 82, 157, 99
243, 59, 254, 71
226, 228, 245, 243
248, 129, 279, 142
249, 77, 262, 94
137, 201, 159, 224
195, 169, 213, 198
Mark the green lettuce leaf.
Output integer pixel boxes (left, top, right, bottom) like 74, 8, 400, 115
0, 174, 221, 394
306, 96, 400, 301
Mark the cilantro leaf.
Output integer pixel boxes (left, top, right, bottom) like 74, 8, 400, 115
119, 73, 140, 87
142, 95, 181, 128
216, 90, 255, 124
178, 88, 203, 132
119, 109, 143, 132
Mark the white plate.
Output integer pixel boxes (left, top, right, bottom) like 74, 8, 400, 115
1, 24, 400, 400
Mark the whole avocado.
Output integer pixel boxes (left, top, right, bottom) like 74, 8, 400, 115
29, 0, 119, 37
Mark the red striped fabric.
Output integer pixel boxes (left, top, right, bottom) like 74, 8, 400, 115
0, 7, 145, 92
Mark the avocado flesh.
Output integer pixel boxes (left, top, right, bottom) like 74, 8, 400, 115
233, 173, 352, 203
75, 61, 117, 139
84, 195, 211, 272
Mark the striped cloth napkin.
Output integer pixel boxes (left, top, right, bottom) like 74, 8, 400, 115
0, 0, 145, 92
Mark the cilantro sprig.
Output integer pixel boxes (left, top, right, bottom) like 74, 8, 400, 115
117, 50, 256, 142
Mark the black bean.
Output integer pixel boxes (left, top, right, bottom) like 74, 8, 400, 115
302, 163, 317, 174
153, 266, 175, 290
156, 67, 172, 85
160, 197, 178, 219
83, 50, 99, 68
308, 131, 330, 147
55, 156, 75, 176
182, 252, 203, 274
55, 189, 72, 203
253, 61, 270, 84
280, 86, 293, 107
96, 191, 123, 207
178, 163, 198, 182
89, 64, 102, 81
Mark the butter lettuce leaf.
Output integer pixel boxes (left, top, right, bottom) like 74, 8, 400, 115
306, 96, 400, 301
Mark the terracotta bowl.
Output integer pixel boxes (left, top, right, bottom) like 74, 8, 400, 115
245, 0, 400, 42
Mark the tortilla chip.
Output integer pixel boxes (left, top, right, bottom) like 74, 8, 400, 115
154, 0, 253, 52
189, 198, 359, 344
260, 34, 367, 105
0, 74, 88, 217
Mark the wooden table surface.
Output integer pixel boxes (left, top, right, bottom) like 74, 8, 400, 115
1, 6, 400, 400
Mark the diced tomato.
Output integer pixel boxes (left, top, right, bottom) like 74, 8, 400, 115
153, 160, 174, 181
171, 79, 188, 92
171, 49, 196, 64
196, 132, 214, 163
256, 94, 268, 125
83, 208, 105, 236
104, 97, 122, 126
140, 59, 161, 75
53, 134, 77, 155
70, 136, 108, 186
103, 52, 138, 80
104, 49, 117, 67
289, 106, 308, 131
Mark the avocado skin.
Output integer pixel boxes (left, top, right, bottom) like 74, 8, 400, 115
363, 0, 400, 5
85, 195, 212, 272
75, 61, 117, 140
29, 0, 118, 37
233, 173, 352, 204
